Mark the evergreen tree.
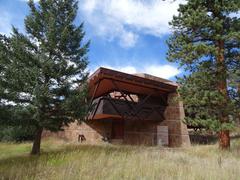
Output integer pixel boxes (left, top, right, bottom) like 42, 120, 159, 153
0, 0, 89, 154
167, 0, 240, 149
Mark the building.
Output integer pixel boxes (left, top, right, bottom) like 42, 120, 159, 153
46, 67, 190, 147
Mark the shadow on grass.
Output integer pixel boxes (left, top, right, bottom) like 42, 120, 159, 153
2, 134, 240, 168
0, 143, 140, 167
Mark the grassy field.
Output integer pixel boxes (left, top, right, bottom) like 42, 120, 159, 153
0, 138, 240, 180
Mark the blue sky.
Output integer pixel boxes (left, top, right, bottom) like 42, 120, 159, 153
0, 0, 186, 80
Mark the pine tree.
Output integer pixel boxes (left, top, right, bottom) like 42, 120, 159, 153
167, 0, 240, 149
0, 0, 89, 154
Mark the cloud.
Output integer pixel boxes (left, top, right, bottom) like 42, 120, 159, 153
229, 11, 240, 18
144, 64, 181, 79
90, 64, 181, 80
119, 31, 138, 48
0, 11, 12, 35
80, 0, 185, 47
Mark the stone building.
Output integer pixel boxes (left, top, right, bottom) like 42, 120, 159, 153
45, 67, 190, 147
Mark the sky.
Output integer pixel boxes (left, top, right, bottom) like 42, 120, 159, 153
0, 0, 187, 80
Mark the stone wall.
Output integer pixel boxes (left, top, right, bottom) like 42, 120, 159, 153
43, 120, 112, 144
123, 92, 191, 147
43, 92, 190, 147
124, 120, 158, 145
160, 92, 190, 147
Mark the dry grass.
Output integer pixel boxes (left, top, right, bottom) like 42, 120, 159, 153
1, 138, 240, 180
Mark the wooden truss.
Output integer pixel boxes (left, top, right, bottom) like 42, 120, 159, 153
87, 78, 168, 121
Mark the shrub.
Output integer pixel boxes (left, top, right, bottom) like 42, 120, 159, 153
0, 126, 35, 142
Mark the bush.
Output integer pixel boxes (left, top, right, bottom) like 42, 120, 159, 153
0, 126, 35, 142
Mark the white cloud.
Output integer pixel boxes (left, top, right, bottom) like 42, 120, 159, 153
0, 11, 12, 35
119, 31, 138, 48
90, 64, 181, 80
144, 64, 181, 79
119, 65, 138, 74
229, 11, 240, 18
80, 0, 186, 47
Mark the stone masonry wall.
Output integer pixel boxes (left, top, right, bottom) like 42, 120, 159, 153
160, 92, 190, 147
124, 120, 158, 146
43, 120, 112, 144
43, 92, 190, 147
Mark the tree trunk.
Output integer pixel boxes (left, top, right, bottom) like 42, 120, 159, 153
238, 83, 240, 123
219, 130, 230, 149
31, 127, 43, 155
216, 40, 230, 150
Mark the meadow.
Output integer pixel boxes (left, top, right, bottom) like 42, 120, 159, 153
0, 138, 240, 180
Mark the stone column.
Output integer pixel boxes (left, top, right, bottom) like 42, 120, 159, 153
160, 92, 190, 147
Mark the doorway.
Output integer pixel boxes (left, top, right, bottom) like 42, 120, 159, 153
111, 120, 124, 139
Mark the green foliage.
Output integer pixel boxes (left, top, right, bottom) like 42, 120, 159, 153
0, 0, 89, 145
167, 0, 240, 131
0, 105, 35, 142
0, 126, 35, 142
178, 70, 236, 131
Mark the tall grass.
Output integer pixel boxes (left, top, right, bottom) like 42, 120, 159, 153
0, 138, 240, 180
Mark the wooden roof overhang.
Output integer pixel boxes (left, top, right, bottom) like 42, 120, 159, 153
92, 114, 163, 121
88, 67, 178, 98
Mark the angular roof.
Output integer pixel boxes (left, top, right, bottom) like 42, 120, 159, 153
88, 67, 178, 98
